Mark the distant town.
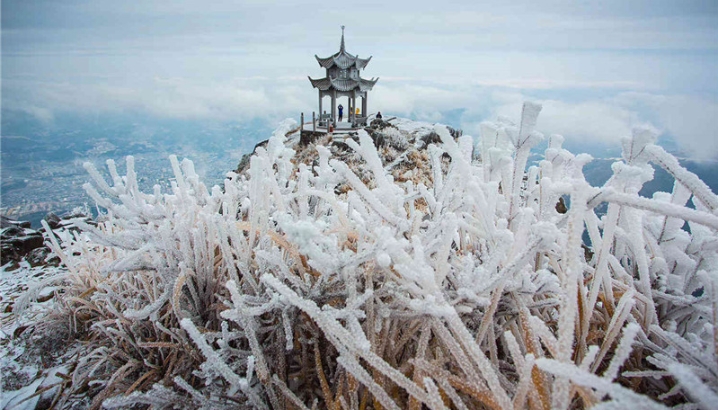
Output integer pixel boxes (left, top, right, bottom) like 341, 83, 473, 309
1, 114, 272, 227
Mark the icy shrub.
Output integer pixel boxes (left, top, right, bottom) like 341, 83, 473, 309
30, 107, 718, 408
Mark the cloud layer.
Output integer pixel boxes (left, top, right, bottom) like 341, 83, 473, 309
3, 0, 718, 159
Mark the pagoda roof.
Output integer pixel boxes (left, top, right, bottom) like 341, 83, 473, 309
315, 54, 372, 70
314, 28, 373, 70
308, 76, 379, 92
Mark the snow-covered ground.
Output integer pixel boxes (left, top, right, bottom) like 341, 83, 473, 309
1, 263, 68, 409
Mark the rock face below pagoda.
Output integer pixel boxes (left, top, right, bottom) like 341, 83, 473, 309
236, 116, 465, 191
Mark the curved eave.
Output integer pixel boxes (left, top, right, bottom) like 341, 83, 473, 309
308, 76, 332, 90
315, 55, 335, 69
356, 56, 372, 70
309, 76, 378, 92
359, 77, 379, 91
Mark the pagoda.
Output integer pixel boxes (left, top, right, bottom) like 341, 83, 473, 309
308, 26, 378, 126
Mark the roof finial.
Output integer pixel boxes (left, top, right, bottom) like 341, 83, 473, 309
340, 25, 346, 53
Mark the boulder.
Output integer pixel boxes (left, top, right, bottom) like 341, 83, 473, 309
370, 118, 394, 130
13, 233, 45, 255
38, 210, 94, 234
27, 247, 60, 267
43, 213, 62, 230
420, 131, 442, 148
1, 225, 24, 239
1, 215, 31, 229
1, 226, 45, 266
299, 131, 324, 146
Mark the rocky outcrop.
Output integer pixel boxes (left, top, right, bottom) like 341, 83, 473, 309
236, 126, 303, 174
1, 211, 93, 269
1, 220, 45, 267
1, 216, 31, 229
235, 117, 464, 181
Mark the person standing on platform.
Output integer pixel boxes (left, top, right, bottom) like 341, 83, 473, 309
338, 104, 344, 122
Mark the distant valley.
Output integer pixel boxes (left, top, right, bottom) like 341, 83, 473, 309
2, 111, 717, 227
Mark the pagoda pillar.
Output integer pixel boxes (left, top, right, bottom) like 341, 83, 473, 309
362, 95, 367, 118
318, 93, 323, 121
352, 95, 357, 122
331, 91, 337, 124
347, 97, 351, 123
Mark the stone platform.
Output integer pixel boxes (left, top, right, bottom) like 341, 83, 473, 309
301, 120, 365, 135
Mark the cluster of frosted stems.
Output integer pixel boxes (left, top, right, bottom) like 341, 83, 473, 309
39, 103, 718, 409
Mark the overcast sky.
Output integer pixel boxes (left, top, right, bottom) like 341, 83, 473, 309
3, 0, 718, 158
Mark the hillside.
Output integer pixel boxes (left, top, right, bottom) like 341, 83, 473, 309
2, 103, 718, 409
